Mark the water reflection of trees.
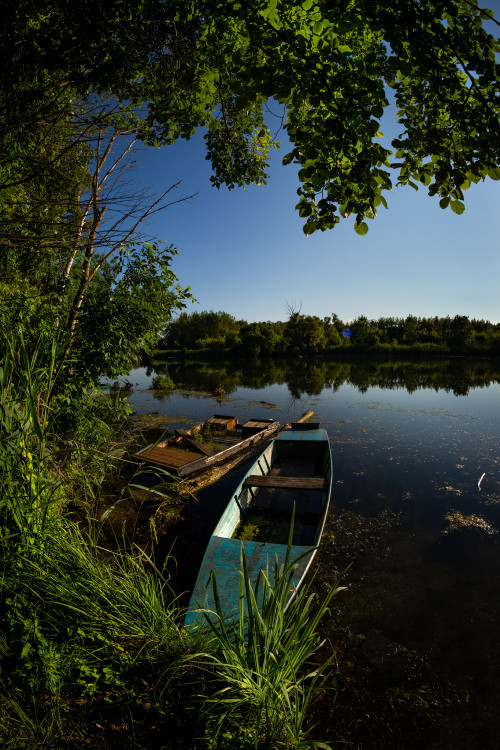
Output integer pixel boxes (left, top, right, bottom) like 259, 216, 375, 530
149, 357, 500, 398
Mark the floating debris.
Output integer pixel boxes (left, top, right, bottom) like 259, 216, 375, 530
480, 493, 500, 506
247, 400, 280, 410
444, 510, 496, 535
478, 472, 486, 490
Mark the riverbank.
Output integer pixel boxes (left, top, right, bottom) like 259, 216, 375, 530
0, 355, 339, 750
151, 342, 500, 361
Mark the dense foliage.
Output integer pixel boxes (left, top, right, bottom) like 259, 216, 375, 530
2, 0, 500, 238
0, 98, 194, 390
163, 310, 500, 356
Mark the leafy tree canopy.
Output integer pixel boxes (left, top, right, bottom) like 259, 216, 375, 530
2, 0, 499, 236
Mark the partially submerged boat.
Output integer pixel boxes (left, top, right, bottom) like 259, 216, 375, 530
131, 414, 281, 478
184, 424, 332, 628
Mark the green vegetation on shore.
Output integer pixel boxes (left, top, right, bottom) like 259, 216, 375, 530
0, 338, 342, 749
161, 310, 500, 358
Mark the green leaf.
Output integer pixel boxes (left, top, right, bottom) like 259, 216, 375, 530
450, 200, 465, 215
354, 221, 368, 236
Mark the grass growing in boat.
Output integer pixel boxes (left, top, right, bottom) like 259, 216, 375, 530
188, 423, 232, 453
194, 515, 346, 749
234, 507, 317, 546
234, 509, 294, 543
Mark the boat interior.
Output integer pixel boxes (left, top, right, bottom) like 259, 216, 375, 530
231, 438, 331, 546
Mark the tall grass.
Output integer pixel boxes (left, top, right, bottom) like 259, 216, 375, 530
0, 337, 187, 746
0, 334, 345, 749
193, 521, 346, 749
1, 521, 192, 749
0, 336, 64, 550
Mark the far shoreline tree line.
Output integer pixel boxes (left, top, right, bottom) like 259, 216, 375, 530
160, 310, 500, 358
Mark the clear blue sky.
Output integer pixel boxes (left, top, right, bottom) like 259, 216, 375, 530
136, 94, 500, 326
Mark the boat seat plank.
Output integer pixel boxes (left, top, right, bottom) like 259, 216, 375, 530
175, 429, 214, 456
243, 475, 327, 490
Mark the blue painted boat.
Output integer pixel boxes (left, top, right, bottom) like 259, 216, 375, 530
184, 425, 332, 628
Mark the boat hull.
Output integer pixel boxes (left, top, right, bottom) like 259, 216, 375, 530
131, 416, 280, 477
184, 427, 332, 628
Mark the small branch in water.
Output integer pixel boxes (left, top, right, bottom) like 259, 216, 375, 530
478, 472, 486, 490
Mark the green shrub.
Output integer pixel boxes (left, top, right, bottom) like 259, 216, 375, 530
151, 374, 175, 390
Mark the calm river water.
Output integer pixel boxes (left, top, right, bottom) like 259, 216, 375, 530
119, 356, 500, 749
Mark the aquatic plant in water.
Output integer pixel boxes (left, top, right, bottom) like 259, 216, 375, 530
152, 374, 175, 390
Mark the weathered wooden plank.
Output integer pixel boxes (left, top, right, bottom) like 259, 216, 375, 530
139, 446, 201, 468
207, 415, 238, 431
176, 420, 280, 477
294, 410, 315, 423
175, 429, 214, 456
241, 418, 278, 435
243, 474, 327, 490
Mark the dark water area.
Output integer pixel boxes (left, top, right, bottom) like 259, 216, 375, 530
117, 356, 500, 749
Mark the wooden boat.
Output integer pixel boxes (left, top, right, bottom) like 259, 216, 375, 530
184, 424, 332, 628
131, 414, 281, 478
